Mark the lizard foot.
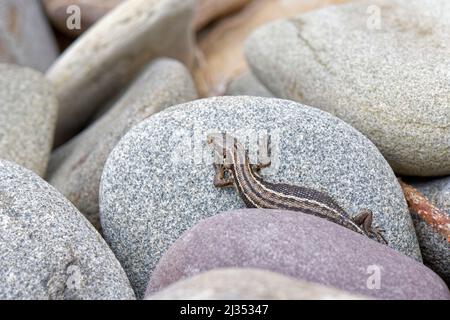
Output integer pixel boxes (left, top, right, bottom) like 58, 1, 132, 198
370, 225, 388, 245
353, 209, 388, 245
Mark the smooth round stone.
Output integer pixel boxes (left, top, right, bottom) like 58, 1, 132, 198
100, 96, 420, 297
409, 177, 450, 284
147, 209, 449, 300
225, 71, 274, 97
47, 58, 197, 229
0, 64, 58, 176
46, 0, 196, 144
0, 0, 58, 72
0, 160, 135, 300
245, 0, 450, 176
146, 268, 367, 300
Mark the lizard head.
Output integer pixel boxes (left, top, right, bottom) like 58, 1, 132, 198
207, 132, 234, 158
207, 132, 246, 165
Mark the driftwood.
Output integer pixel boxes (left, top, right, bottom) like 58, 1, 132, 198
399, 180, 450, 242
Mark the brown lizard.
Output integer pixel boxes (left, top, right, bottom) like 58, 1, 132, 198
207, 132, 387, 244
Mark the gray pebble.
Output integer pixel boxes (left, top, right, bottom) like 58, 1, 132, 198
0, 64, 57, 176
0, 160, 135, 300
100, 96, 420, 297
48, 58, 197, 229
245, 0, 450, 176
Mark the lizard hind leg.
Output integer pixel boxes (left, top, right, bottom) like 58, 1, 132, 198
352, 209, 373, 234
353, 209, 388, 244
371, 225, 388, 245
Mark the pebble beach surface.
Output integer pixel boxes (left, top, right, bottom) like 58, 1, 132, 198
0, 0, 448, 300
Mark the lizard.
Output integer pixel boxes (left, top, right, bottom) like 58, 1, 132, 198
207, 132, 387, 244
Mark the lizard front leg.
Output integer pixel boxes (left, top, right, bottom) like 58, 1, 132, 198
213, 163, 234, 188
253, 134, 272, 173
251, 143, 271, 174
251, 161, 271, 179
251, 160, 271, 173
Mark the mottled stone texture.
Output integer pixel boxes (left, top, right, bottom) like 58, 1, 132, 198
0, 160, 135, 300
48, 58, 197, 229
148, 209, 449, 300
146, 268, 367, 300
245, 0, 450, 176
100, 96, 419, 298
0, 64, 58, 176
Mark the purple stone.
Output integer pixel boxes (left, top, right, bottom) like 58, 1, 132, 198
147, 209, 450, 300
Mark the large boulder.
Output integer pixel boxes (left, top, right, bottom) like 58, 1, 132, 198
0, 160, 135, 300
245, 0, 450, 176
100, 96, 420, 297
147, 209, 449, 300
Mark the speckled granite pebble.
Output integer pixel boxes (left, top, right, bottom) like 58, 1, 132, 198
46, 0, 196, 144
0, 64, 57, 176
245, 0, 450, 176
225, 72, 274, 97
0, 0, 58, 72
47, 59, 197, 229
409, 177, 450, 284
146, 268, 367, 300
100, 96, 420, 297
147, 209, 449, 300
0, 160, 135, 300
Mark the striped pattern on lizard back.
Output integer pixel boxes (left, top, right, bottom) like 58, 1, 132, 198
206, 132, 386, 242
230, 162, 366, 236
